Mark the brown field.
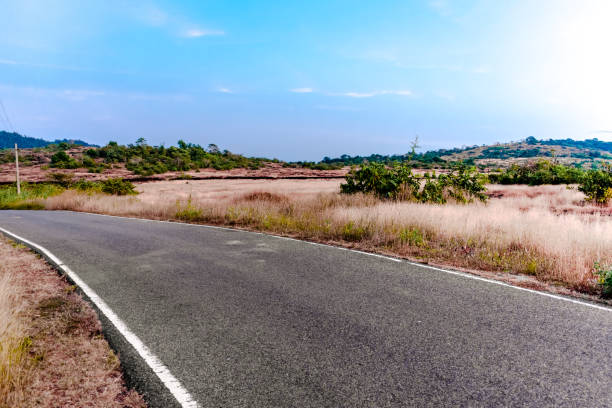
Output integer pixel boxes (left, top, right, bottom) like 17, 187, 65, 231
0, 237, 145, 407
40, 179, 612, 300
0, 155, 348, 183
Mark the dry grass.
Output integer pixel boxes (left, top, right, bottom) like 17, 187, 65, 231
0, 237, 145, 408
43, 180, 612, 295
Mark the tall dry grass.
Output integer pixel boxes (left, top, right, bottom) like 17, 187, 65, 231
44, 183, 612, 293
0, 238, 145, 407
0, 270, 31, 406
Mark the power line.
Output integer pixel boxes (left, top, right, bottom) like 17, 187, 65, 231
0, 101, 8, 130
0, 99, 15, 132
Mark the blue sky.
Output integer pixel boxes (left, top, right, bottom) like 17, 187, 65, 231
1, 0, 611, 160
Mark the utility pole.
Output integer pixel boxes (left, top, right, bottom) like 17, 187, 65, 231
15, 143, 20, 195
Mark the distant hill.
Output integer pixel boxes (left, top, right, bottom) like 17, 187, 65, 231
0, 131, 96, 149
320, 137, 612, 169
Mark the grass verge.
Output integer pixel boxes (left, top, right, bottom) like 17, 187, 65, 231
41, 183, 612, 298
0, 236, 145, 407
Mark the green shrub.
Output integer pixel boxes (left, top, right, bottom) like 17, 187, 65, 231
100, 178, 137, 195
578, 163, 612, 204
50, 151, 80, 169
340, 162, 419, 199
437, 164, 488, 203
48, 172, 74, 187
399, 228, 425, 246
593, 262, 612, 297
488, 159, 585, 185
175, 197, 203, 221
341, 221, 369, 241
341, 162, 487, 204
71, 180, 103, 193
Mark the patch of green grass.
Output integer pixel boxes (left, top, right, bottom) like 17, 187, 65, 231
593, 262, 612, 297
0, 183, 64, 210
399, 228, 425, 246
175, 197, 204, 221
342, 221, 369, 242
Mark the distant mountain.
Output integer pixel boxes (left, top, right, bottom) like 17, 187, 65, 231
0, 131, 96, 149
320, 137, 612, 169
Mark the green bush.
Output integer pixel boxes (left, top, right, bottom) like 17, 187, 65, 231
488, 159, 585, 185
578, 163, 612, 204
100, 178, 137, 195
399, 228, 425, 246
341, 162, 487, 204
48, 172, 74, 187
593, 262, 612, 297
50, 151, 80, 169
340, 162, 419, 199
437, 164, 488, 203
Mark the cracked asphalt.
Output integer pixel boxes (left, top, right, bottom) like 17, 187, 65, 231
0, 210, 611, 407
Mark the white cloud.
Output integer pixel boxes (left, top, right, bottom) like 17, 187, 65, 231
389, 90, 413, 96
342, 92, 377, 98
315, 105, 363, 112
290, 87, 314, 93
216, 87, 233, 93
338, 90, 413, 98
133, 4, 224, 38
181, 28, 225, 38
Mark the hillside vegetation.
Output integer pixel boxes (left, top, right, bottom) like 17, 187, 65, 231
0, 131, 95, 149
0, 138, 276, 176
321, 136, 612, 169
88, 139, 272, 175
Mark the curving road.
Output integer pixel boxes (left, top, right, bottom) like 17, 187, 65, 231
1, 210, 611, 407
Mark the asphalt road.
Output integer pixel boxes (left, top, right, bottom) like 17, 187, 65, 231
1, 210, 611, 407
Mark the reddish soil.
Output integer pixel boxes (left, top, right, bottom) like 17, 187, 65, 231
0, 161, 349, 183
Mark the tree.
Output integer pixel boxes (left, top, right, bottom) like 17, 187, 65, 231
207, 143, 220, 154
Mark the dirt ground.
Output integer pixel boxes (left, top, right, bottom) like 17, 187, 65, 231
136, 178, 344, 204
0, 236, 145, 407
0, 161, 349, 183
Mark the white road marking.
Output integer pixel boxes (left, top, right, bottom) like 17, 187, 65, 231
0, 226, 201, 408
56, 210, 612, 313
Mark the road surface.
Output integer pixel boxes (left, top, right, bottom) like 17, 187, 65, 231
0, 210, 611, 407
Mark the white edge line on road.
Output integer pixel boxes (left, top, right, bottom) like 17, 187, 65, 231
56, 210, 612, 313
0, 226, 200, 408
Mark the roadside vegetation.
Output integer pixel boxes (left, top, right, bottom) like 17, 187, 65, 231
0, 236, 145, 407
36, 178, 612, 299
3, 153, 612, 297
0, 177, 136, 209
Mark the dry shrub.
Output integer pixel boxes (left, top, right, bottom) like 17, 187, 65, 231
237, 191, 289, 204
